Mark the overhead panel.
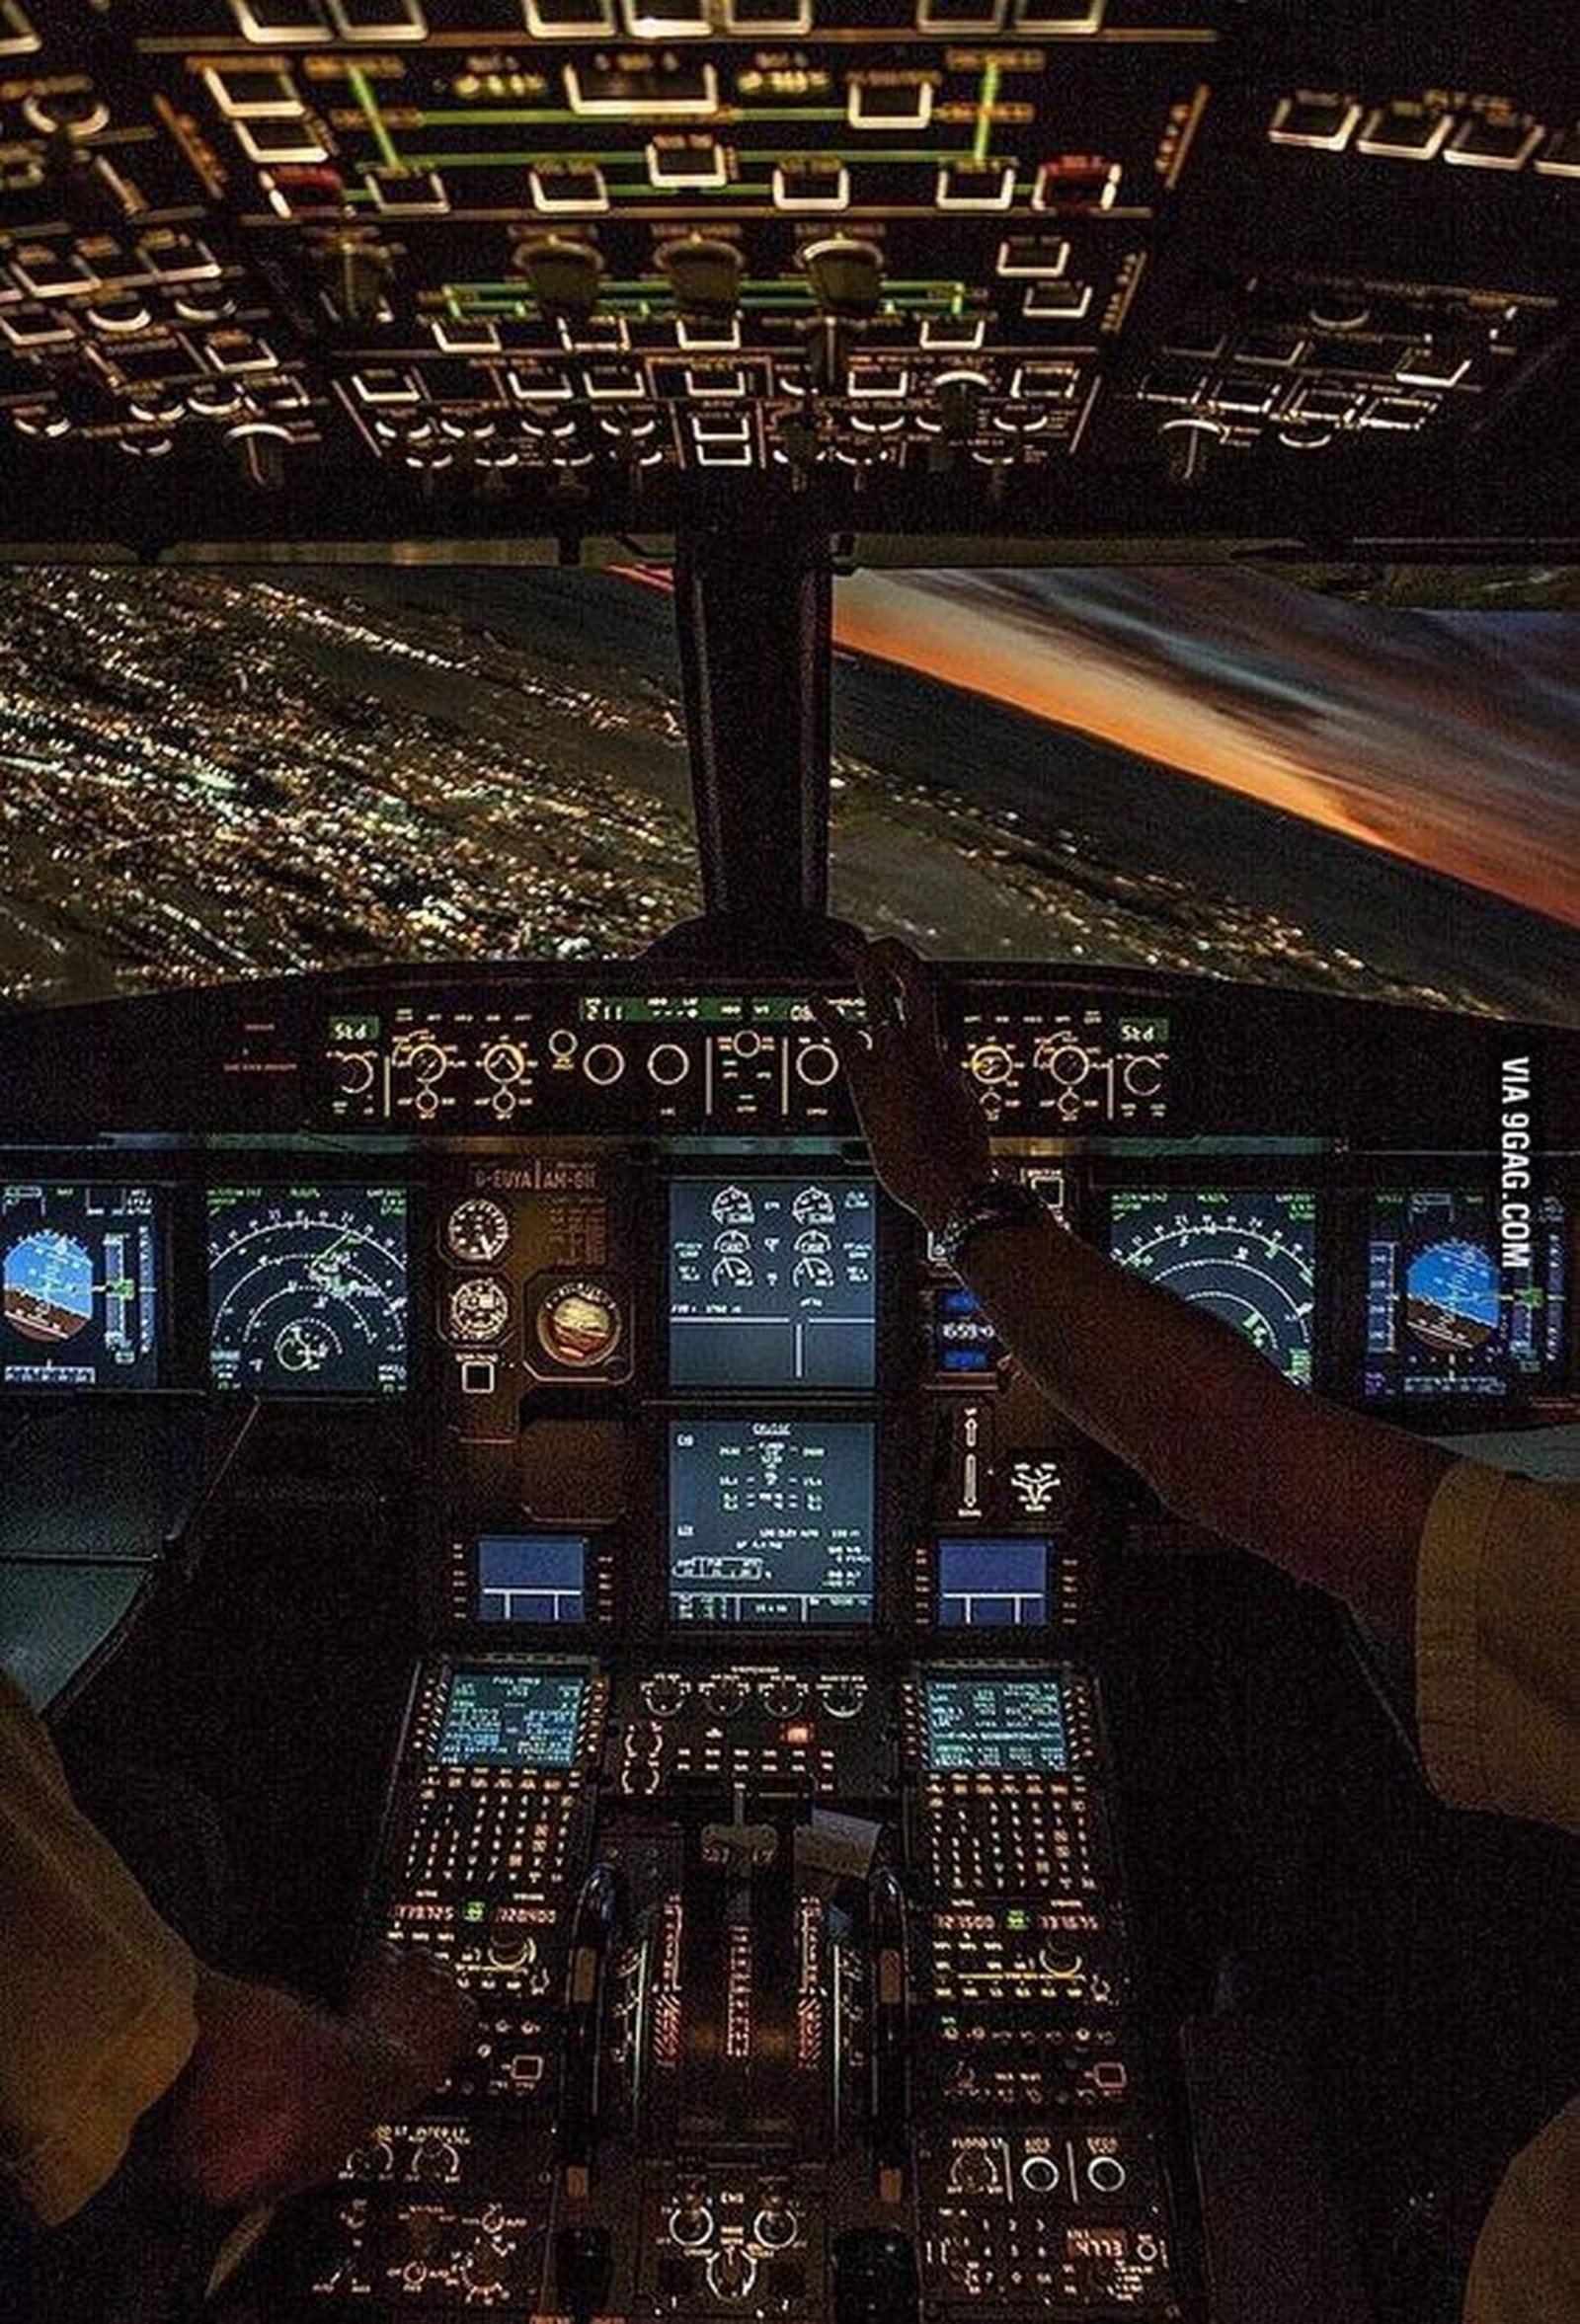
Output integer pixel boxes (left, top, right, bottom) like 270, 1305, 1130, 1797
0, 4, 1574, 545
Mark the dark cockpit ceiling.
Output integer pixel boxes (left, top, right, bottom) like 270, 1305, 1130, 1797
0, 0, 1576, 569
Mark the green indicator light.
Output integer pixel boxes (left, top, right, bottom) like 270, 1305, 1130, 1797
462, 1898, 486, 1924
331, 1014, 380, 1043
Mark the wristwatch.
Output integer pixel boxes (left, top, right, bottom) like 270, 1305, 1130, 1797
932, 1178, 1046, 1273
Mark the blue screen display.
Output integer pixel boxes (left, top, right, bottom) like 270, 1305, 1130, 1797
2, 1183, 161, 1390
477, 1535, 588, 1625
937, 1538, 1049, 1627
1364, 1188, 1567, 1400
670, 1176, 876, 1389
434, 1667, 586, 1768
207, 1184, 408, 1395
670, 1417, 874, 1625
922, 1672, 1070, 1773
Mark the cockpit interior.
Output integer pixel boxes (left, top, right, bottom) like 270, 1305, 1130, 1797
2, 6, 1578, 2322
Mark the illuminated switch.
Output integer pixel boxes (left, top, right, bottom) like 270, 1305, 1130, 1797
997, 235, 1070, 279
1234, 326, 1306, 368
625, 0, 711, 31
771, 158, 849, 212
202, 330, 281, 376
848, 77, 935, 131
233, 116, 329, 166
202, 65, 302, 117
1, 305, 76, 349
1361, 392, 1436, 430
565, 57, 719, 117
328, 0, 428, 36
1355, 105, 1455, 161
1032, 158, 1120, 210
1444, 116, 1544, 171
230, 0, 331, 39
526, 0, 615, 28
1396, 342, 1472, 388
0, 2, 40, 56
459, 1357, 498, 1394
1010, 360, 1080, 401
648, 137, 728, 190
1215, 371, 1278, 417
727, 1, 812, 28
1015, 0, 1104, 27
920, 0, 1007, 26
1268, 93, 1362, 151
936, 162, 1016, 211
921, 315, 987, 351
12, 246, 99, 299
364, 169, 450, 215
351, 365, 424, 405
138, 233, 223, 285
1023, 279, 1092, 322
529, 162, 609, 214
1535, 124, 1580, 178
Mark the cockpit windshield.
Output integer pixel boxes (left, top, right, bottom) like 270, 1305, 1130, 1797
2, 563, 1578, 1020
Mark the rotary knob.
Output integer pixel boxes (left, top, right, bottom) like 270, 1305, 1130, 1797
670, 2197, 714, 2250
966, 1040, 1016, 1087
482, 1041, 526, 1083
706, 2246, 757, 2301
642, 1672, 690, 1719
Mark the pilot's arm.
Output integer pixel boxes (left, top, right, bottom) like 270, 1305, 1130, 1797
0, 1670, 472, 2233
829, 936, 1580, 2323
822, 938, 1453, 1639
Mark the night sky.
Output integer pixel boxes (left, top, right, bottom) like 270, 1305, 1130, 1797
834, 570, 1580, 930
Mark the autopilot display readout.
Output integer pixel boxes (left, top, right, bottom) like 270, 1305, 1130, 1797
669, 1176, 876, 1388
434, 1668, 586, 1769
669, 1418, 874, 1625
922, 1672, 1071, 1774
1109, 1188, 1316, 1385
206, 1185, 408, 1395
1, 1184, 160, 1389
1365, 1189, 1567, 1399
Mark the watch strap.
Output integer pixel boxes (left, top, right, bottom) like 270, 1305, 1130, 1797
934, 1179, 1044, 1272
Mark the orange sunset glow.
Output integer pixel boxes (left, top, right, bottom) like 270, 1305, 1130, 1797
831, 570, 1580, 930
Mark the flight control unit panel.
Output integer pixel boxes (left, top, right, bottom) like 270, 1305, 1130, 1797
3, 963, 1578, 2322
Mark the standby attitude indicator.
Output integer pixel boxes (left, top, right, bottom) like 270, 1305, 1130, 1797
1, 1183, 160, 1389
207, 1186, 408, 1395
1110, 1189, 1316, 1385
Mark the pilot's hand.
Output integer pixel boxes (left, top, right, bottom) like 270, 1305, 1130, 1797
347, 1942, 478, 2087
815, 938, 991, 1230
155, 1956, 475, 2211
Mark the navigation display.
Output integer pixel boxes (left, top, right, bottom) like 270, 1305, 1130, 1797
207, 1185, 408, 1395
1110, 1189, 1316, 1386
670, 1177, 876, 1389
434, 1668, 586, 1770
1, 1184, 161, 1390
477, 1535, 588, 1626
937, 1539, 1050, 1629
1365, 1189, 1567, 1400
669, 1418, 874, 1626
922, 1672, 1071, 1774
